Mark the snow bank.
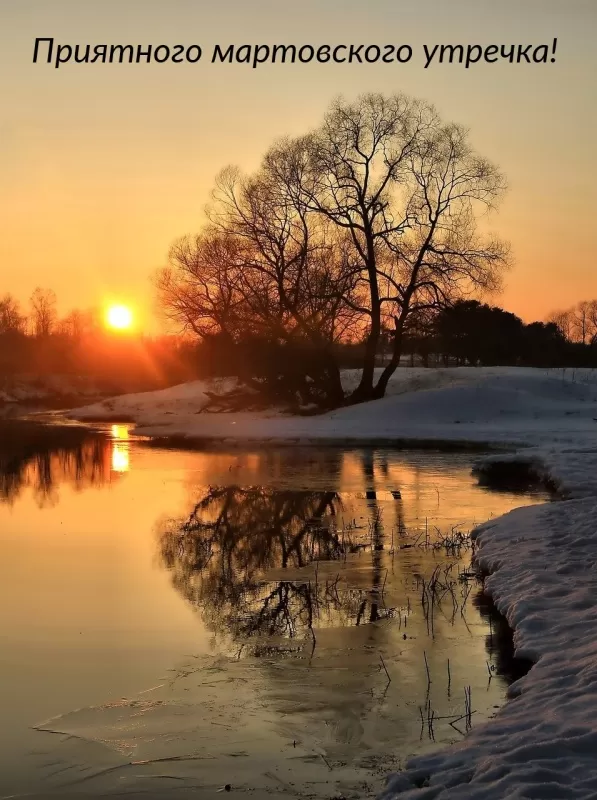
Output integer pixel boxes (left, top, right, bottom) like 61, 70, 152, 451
0, 375, 101, 405
69, 377, 244, 422
68, 366, 597, 798
70, 368, 597, 453
381, 498, 597, 799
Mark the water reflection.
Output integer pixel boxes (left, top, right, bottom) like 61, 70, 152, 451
0, 421, 131, 506
0, 436, 550, 797
152, 461, 543, 790
473, 590, 535, 683
159, 445, 529, 656
159, 487, 375, 647
110, 424, 131, 473
156, 456, 516, 661
0, 424, 106, 506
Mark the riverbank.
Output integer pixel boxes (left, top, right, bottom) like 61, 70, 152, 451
376, 374, 597, 797
69, 367, 597, 444
67, 366, 597, 798
69, 367, 597, 498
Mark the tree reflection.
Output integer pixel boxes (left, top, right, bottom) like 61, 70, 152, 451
0, 421, 112, 506
159, 485, 384, 649
473, 590, 534, 683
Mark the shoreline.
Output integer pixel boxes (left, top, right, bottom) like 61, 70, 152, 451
14, 416, 597, 796
380, 453, 597, 796
72, 418, 593, 797
63, 367, 597, 797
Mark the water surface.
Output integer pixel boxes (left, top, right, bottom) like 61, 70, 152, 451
0, 423, 547, 798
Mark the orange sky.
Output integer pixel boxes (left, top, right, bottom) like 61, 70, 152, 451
1, 0, 596, 329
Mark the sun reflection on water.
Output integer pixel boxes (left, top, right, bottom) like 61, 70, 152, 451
110, 425, 131, 473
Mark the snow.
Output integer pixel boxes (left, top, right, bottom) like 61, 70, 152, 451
0, 374, 101, 405
70, 367, 597, 453
380, 497, 597, 799
68, 367, 597, 799
68, 377, 231, 420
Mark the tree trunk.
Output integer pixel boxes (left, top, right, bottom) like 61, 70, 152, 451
349, 333, 377, 402
346, 305, 382, 404
322, 351, 345, 408
373, 324, 404, 399
347, 231, 380, 404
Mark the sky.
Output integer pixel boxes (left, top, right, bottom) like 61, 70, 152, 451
0, 0, 596, 329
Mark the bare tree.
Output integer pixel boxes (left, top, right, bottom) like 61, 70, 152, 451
294, 95, 509, 401
157, 160, 361, 406
548, 301, 597, 346
157, 92, 509, 408
570, 300, 597, 346
548, 308, 574, 341
575, 301, 590, 344
0, 293, 26, 334
57, 308, 101, 339
29, 287, 57, 338
587, 301, 597, 346
157, 231, 240, 340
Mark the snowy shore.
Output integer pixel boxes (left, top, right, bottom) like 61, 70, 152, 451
69, 367, 597, 799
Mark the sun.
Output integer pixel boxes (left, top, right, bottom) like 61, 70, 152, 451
106, 304, 133, 331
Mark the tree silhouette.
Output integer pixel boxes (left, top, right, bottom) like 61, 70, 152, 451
29, 287, 57, 338
156, 93, 509, 408
435, 300, 525, 365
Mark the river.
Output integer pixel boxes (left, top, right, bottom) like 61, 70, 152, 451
0, 421, 547, 798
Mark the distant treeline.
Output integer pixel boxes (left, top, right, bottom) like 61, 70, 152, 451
2, 290, 597, 398
401, 299, 597, 368
0, 290, 201, 393
198, 300, 597, 383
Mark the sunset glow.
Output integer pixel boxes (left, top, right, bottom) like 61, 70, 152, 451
2, 3, 596, 324
105, 304, 133, 331
110, 424, 130, 473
